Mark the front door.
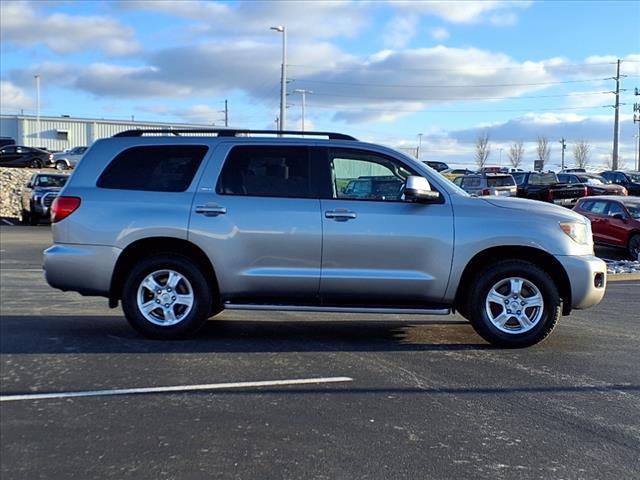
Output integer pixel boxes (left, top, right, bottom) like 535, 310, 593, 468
319, 147, 454, 306
189, 143, 322, 304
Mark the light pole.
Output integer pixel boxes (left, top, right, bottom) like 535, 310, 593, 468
559, 137, 566, 170
498, 147, 503, 166
270, 25, 287, 131
417, 133, 423, 160
294, 89, 312, 131
34, 74, 41, 147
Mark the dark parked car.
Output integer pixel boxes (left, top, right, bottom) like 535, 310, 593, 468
557, 173, 627, 196
599, 171, 640, 196
342, 175, 404, 200
511, 171, 587, 207
424, 161, 449, 172
574, 196, 640, 259
21, 173, 69, 224
0, 145, 53, 168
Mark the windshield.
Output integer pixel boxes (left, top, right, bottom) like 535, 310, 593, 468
579, 175, 603, 185
628, 172, 640, 183
34, 175, 67, 188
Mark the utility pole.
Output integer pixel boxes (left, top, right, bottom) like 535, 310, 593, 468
417, 133, 423, 160
634, 88, 640, 171
559, 137, 566, 170
34, 74, 41, 147
219, 99, 229, 127
270, 26, 287, 131
612, 59, 623, 170
294, 89, 312, 131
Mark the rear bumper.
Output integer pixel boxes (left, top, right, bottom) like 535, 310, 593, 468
43, 243, 121, 296
556, 255, 607, 309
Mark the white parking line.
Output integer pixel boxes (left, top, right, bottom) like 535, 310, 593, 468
1, 219, 14, 225
0, 377, 354, 402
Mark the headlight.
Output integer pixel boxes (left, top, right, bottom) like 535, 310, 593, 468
559, 220, 591, 246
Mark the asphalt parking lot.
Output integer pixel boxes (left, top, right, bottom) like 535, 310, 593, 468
1, 225, 639, 479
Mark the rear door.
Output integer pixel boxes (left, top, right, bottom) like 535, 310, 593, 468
189, 143, 322, 304
318, 147, 454, 306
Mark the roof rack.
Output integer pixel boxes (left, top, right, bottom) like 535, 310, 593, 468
113, 128, 357, 141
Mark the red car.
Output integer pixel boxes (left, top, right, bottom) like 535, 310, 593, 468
574, 196, 640, 259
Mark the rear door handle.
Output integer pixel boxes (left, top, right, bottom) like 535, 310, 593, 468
325, 209, 357, 221
195, 204, 227, 216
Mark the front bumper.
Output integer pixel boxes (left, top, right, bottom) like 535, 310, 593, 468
43, 243, 121, 296
556, 255, 607, 309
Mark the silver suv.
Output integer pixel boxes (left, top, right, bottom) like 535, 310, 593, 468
44, 129, 606, 347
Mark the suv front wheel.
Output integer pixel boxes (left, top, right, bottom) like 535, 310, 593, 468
122, 254, 213, 339
467, 260, 561, 348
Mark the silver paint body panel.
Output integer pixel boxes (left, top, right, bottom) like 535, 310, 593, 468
44, 136, 606, 312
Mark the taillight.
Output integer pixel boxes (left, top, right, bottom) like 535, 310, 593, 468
48, 153, 53, 160
548, 189, 554, 201
622, 187, 628, 196
51, 196, 81, 223
482, 188, 490, 195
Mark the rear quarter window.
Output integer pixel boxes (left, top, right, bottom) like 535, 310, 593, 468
97, 145, 208, 192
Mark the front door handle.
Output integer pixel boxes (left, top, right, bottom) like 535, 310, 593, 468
325, 209, 357, 221
195, 204, 227, 216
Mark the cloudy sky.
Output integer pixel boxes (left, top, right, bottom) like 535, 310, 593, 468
1, 0, 639, 169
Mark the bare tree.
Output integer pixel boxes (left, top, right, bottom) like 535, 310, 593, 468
508, 141, 524, 168
573, 140, 591, 169
536, 136, 551, 169
475, 132, 491, 168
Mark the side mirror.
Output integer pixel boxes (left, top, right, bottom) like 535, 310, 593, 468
404, 176, 440, 203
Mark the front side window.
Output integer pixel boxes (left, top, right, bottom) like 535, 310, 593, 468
97, 145, 208, 192
607, 202, 625, 217
329, 149, 414, 202
216, 146, 312, 198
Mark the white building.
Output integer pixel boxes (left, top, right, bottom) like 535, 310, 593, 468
0, 114, 214, 151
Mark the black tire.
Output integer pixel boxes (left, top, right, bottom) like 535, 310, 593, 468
29, 159, 42, 169
122, 254, 213, 339
20, 209, 31, 225
55, 161, 67, 171
466, 260, 561, 348
628, 234, 640, 261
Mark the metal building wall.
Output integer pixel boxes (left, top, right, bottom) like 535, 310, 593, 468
0, 115, 214, 151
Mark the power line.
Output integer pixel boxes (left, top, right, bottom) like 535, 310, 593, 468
290, 77, 610, 89
288, 60, 640, 73
288, 103, 612, 114
305, 90, 612, 102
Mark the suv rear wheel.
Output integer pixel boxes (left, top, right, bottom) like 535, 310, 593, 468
467, 260, 561, 348
122, 254, 213, 339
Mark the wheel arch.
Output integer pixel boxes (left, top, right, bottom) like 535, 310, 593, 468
455, 246, 573, 316
109, 237, 219, 308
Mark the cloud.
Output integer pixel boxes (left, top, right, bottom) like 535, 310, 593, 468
383, 15, 419, 48
389, 1, 531, 24
429, 27, 450, 41
119, 0, 370, 40
0, 81, 34, 112
0, 0, 140, 55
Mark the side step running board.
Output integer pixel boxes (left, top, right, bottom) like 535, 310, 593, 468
224, 303, 450, 315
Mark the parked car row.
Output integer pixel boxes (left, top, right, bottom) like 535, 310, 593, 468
0, 144, 87, 169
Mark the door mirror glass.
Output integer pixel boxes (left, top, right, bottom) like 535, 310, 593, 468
404, 176, 440, 202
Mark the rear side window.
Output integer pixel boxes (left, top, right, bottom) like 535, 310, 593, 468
461, 177, 481, 187
97, 145, 207, 192
216, 146, 312, 198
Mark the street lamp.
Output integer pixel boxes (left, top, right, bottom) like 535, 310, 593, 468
270, 25, 287, 131
34, 74, 41, 147
294, 89, 312, 131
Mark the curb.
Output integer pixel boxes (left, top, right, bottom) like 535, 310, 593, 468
608, 273, 640, 282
